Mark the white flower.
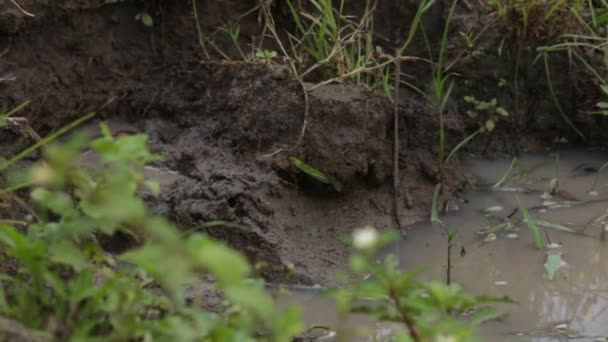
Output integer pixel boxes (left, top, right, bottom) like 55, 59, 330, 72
31, 162, 54, 185
353, 226, 378, 250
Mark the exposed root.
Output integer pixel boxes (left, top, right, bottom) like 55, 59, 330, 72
9, 0, 35, 17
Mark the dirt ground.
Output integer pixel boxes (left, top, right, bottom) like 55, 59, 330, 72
0, 1, 605, 285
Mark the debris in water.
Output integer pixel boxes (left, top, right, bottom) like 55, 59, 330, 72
507, 233, 518, 239
495, 281, 508, 286
484, 233, 497, 242
589, 190, 599, 196
545, 254, 562, 280
484, 205, 504, 213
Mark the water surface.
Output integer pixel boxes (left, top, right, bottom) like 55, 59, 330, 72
280, 149, 608, 341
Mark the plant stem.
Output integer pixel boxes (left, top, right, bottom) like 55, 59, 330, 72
389, 284, 420, 341
393, 49, 406, 236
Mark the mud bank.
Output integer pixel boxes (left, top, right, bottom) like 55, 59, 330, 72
0, 1, 606, 285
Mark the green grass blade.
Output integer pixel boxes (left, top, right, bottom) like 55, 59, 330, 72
493, 157, 518, 189
445, 128, 481, 164
2, 101, 30, 120
289, 157, 342, 192
431, 183, 444, 227
535, 220, 575, 233
0, 112, 96, 173
516, 196, 544, 250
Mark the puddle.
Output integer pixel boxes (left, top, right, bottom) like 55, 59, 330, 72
278, 149, 608, 341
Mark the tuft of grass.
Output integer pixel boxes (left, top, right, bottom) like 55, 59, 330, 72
421, 0, 458, 186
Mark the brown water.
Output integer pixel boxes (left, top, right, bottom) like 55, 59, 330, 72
279, 149, 608, 342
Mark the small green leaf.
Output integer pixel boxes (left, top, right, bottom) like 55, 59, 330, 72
137, 13, 154, 27
463, 96, 476, 103
289, 157, 342, 192
597, 102, 608, 109
49, 241, 90, 272
544, 254, 561, 280
495, 107, 509, 117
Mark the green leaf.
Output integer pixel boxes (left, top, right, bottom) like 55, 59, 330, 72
136, 13, 154, 27
188, 235, 250, 285
495, 107, 509, 117
273, 305, 304, 342
49, 240, 90, 272
544, 254, 561, 280
469, 306, 504, 325
31, 188, 79, 218
289, 157, 342, 192
224, 285, 275, 323
463, 96, 476, 103
597, 101, 608, 109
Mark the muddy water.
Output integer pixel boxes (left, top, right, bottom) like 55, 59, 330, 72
279, 149, 608, 341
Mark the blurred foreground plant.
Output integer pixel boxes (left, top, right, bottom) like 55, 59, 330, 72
327, 227, 513, 342
0, 122, 302, 341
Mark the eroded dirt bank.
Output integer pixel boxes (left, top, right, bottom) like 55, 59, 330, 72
1, 1, 606, 284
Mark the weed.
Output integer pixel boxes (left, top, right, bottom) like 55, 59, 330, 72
422, 0, 458, 186
0, 121, 304, 340
463, 96, 509, 133
328, 227, 513, 341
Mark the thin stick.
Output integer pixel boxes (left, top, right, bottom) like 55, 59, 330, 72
9, 0, 35, 17
393, 49, 405, 236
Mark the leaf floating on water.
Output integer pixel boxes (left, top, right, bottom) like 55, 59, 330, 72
289, 157, 343, 192
545, 254, 562, 280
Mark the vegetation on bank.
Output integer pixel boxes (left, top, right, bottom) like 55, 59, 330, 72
1, 0, 607, 341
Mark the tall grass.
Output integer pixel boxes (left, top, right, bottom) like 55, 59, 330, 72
420, 0, 458, 186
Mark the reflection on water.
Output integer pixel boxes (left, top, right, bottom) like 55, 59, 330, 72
279, 149, 608, 341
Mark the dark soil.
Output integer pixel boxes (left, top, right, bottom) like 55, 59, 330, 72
0, 1, 605, 285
